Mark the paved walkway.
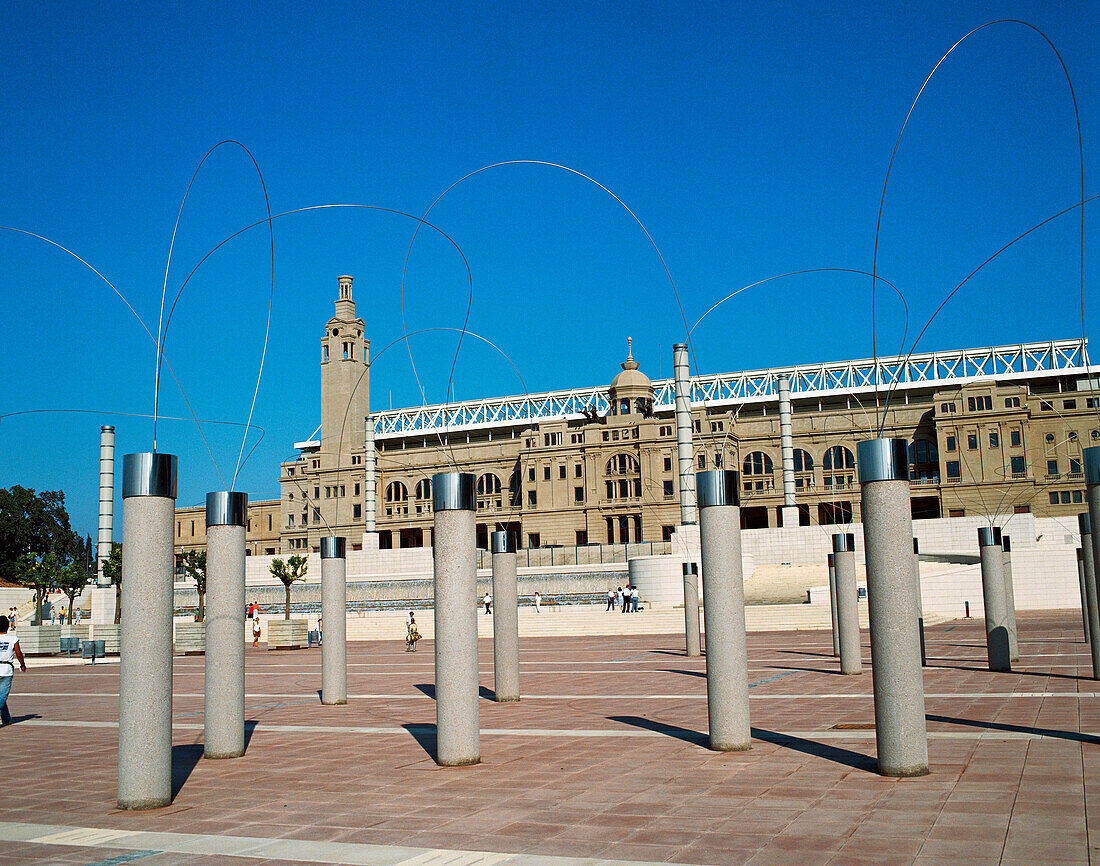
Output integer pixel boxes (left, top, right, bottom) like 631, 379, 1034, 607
0, 611, 1096, 864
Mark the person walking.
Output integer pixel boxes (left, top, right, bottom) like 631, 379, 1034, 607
631, 585, 640, 612
483, 592, 493, 614
251, 617, 261, 647
0, 615, 27, 726
606, 588, 615, 611
622, 586, 631, 613
615, 586, 623, 611
533, 591, 541, 613
406, 611, 421, 652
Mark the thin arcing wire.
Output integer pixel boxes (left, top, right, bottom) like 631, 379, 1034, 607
871, 20, 1085, 435
0, 225, 228, 487
151, 141, 276, 486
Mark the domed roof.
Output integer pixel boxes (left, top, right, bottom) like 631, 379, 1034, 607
610, 338, 653, 394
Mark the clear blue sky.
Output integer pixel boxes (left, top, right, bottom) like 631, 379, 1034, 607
2, 1, 1098, 540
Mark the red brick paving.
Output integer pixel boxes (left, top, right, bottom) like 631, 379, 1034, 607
0, 610, 1096, 864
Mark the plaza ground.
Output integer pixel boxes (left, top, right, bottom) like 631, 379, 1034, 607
0, 610, 1096, 865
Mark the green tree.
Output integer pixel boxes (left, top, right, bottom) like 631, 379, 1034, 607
180, 549, 207, 622
57, 560, 89, 623
270, 555, 308, 619
102, 542, 123, 624
18, 551, 64, 624
0, 486, 81, 586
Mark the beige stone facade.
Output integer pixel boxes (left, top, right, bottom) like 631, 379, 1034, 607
173, 275, 1100, 557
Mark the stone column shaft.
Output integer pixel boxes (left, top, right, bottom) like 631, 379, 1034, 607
673, 344, 696, 526
1079, 508, 1100, 679
97, 425, 115, 585
827, 553, 839, 657
491, 531, 520, 702
697, 470, 750, 751
1078, 548, 1091, 643
683, 562, 701, 658
1001, 537, 1019, 663
321, 537, 347, 705
833, 536, 861, 675
778, 374, 795, 507
978, 527, 1011, 672
118, 452, 177, 809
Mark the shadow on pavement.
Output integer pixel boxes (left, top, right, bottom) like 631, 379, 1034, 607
401, 723, 438, 760
607, 715, 708, 746
660, 668, 706, 679
171, 744, 204, 800
927, 713, 1100, 745
415, 683, 435, 699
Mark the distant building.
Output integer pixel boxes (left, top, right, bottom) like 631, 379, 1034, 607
174, 275, 1100, 556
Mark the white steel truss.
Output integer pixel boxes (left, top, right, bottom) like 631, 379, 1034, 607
371, 339, 1093, 439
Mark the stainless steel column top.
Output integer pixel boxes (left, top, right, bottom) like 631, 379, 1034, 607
978, 526, 1002, 547
102, 424, 115, 432
320, 536, 346, 559
491, 530, 517, 554
1001, 535, 1011, 553
827, 552, 835, 567
1085, 446, 1100, 485
1080, 512, 1092, 536
206, 491, 247, 527
856, 439, 909, 484
697, 470, 739, 508
683, 562, 698, 576
433, 472, 475, 511
832, 533, 855, 553
122, 453, 178, 499
913, 538, 920, 554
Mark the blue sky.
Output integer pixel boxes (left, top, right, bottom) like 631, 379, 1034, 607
2, 1, 1098, 539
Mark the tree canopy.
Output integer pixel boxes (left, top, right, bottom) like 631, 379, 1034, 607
0, 486, 81, 586
270, 554, 308, 619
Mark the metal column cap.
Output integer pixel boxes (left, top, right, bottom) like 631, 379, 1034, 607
832, 533, 855, 553
206, 491, 247, 527
696, 470, 739, 508
682, 562, 698, 576
122, 452, 177, 499
673, 342, 688, 351
827, 553, 835, 567
1001, 535, 1011, 553
320, 536, 346, 559
432, 472, 475, 511
978, 526, 1002, 547
491, 530, 516, 554
856, 438, 909, 483
1079, 512, 1092, 537
1085, 447, 1100, 485
100, 425, 115, 433
913, 537, 920, 554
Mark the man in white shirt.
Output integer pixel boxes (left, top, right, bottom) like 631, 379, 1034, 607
0, 615, 27, 726
483, 593, 492, 614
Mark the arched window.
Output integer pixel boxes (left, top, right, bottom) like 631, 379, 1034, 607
385, 481, 408, 503
509, 470, 521, 506
793, 449, 814, 472
822, 446, 855, 471
604, 453, 641, 500
477, 473, 501, 495
909, 439, 939, 481
742, 451, 774, 476
414, 479, 431, 500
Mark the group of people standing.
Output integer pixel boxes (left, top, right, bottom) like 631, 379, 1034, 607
608, 586, 640, 613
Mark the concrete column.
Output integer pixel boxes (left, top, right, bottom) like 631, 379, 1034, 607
1077, 545, 1091, 643
204, 491, 247, 758
978, 527, 1011, 672
832, 534, 861, 675
321, 536, 347, 705
364, 415, 377, 534
857, 438, 928, 777
778, 374, 798, 528
1078, 509, 1100, 679
912, 538, 927, 667
1001, 536, 1019, 662
673, 343, 696, 526
683, 562, 701, 657
118, 452, 177, 809
827, 553, 839, 657
697, 470, 750, 751
97, 425, 115, 586
491, 530, 520, 702
432, 472, 479, 766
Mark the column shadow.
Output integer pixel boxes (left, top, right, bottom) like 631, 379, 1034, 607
401, 723, 438, 760
932, 664, 1087, 681
926, 714, 1100, 745
170, 744, 204, 800
607, 716, 708, 746
778, 649, 835, 658
659, 668, 706, 679
414, 683, 435, 699
766, 664, 846, 676
243, 720, 258, 751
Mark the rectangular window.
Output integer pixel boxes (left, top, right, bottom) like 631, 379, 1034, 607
602, 431, 609, 441
1089, 398, 1100, 409
527, 491, 537, 507
1071, 458, 1082, 474
528, 533, 540, 548
576, 531, 587, 545
946, 436, 956, 451
543, 466, 551, 481
313, 507, 320, 523
1041, 401, 1053, 411
1061, 491, 1072, 504
968, 397, 975, 412
575, 464, 582, 478
1048, 460, 1059, 476
1074, 490, 1084, 503
714, 453, 723, 468
1010, 430, 1021, 447
1049, 491, 1059, 505
693, 420, 701, 433
946, 461, 961, 479
289, 515, 295, 527
612, 430, 619, 440
949, 508, 966, 517
325, 486, 331, 498
352, 504, 361, 518
663, 457, 672, 471
574, 486, 584, 503
1065, 399, 1077, 410
989, 432, 999, 448
967, 434, 978, 450
662, 525, 674, 541
663, 480, 674, 497
559, 465, 566, 479
354, 483, 360, 496
1014, 505, 1030, 514
697, 454, 706, 469
314, 487, 320, 499
528, 468, 535, 482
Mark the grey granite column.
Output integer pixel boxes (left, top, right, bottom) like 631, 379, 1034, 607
827, 553, 839, 657
204, 491, 247, 758
1001, 536, 1019, 663
912, 538, 927, 667
857, 438, 928, 777
433, 472, 479, 765
491, 530, 520, 702
673, 343, 697, 526
832, 534, 861, 675
118, 452, 177, 809
321, 536, 347, 705
1078, 545, 1091, 643
683, 562, 701, 658
1078, 510, 1100, 679
978, 527, 1011, 673
697, 470, 750, 751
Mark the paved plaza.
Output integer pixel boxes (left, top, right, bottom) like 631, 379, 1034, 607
0, 611, 1096, 865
